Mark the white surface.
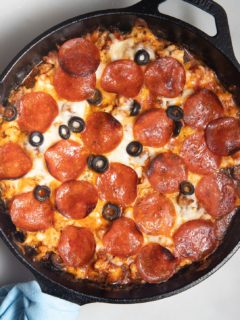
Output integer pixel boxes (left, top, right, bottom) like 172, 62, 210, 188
0, 0, 240, 319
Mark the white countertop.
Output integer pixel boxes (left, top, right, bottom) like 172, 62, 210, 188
0, 0, 240, 319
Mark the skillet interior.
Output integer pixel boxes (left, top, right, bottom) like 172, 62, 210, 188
0, 7, 240, 305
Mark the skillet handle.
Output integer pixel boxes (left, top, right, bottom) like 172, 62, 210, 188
183, 0, 237, 66
126, 0, 240, 70
34, 273, 94, 306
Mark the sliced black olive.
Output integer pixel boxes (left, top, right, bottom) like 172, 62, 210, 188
173, 121, 183, 137
102, 203, 121, 221
179, 181, 195, 196
68, 116, 85, 133
29, 131, 44, 147
3, 106, 17, 121
13, 230, 26, 243
221, 165, 240, 181
87, 89, 102, 105
87, 155, 109, 173
87, 154, 95, 168
50, 252, 64, 270
134, 49, 150, 65
126, 141, 143, 157
231, 165, 240, 181
24, 245, 37, 257
33, 185, 51, 202
59, 124, 70, 140
161, 247, 176, 261
42, 252, 64, 271
0, 199, 7, 215
130, 100, 141, 116
166, 106, 184, 121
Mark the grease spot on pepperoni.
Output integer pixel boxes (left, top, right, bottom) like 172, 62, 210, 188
136, 243, 177, 283
55, 180, 98, 219
133, 192, 176, 236
205, 117, 240, 156
103, 217, 143, 258
53, 67, 96, 102
45, 140, 87, 182
9, 191, 54, 232
18, 92, 58, 133
58, 225, 96, 267
97, 163, 138, 207
58, 38, 100, 77
133, 108, 173, 147
195, 172, 237, 218
173, 219, 217, 261
147, 152, 187, 193
100, 59, 144, 98
145, 57, 186, 98
81, 112, 123, 153
180, 133, 221, 175
0, 143, 32, 180
183, 89, 223, 129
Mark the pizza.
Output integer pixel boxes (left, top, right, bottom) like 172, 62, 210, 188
0, 20, 240, 285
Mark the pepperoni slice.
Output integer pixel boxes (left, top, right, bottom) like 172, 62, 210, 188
214, 211, 235, 241
180, 133, 221, 175
147, 152, 188, 193
9, 191, 54, 232
100, 60, 144, 98
53, 67, 96, 102
81, 112, 123, 153
18, 92, 58, 133
133, 108, 173, 147
0, 143, 32, 180
103, 217, 143, 258
205, 117, 240, 156
97, 163, 138, 206
173, 219, 217, 261
55, 180, 98, 219
58, 38, 100, 77
45, 140, 87, 182
133, 192, 176, 236
145, 57, 186, 98
195, 172, 237, 218
136, 243, 177, 283
57, 226, 96, 267
183, 89, 223, 129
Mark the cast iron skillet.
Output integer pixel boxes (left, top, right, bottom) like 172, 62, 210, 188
0, 0, 240, 305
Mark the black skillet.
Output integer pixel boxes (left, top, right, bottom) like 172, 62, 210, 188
0, 0, 240, 305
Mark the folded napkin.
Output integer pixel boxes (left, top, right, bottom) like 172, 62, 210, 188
0, 281, 81, 320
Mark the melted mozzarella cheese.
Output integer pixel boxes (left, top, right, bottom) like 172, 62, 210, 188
109, 101, 150, 177
109, 38, 135, 61
96, 63, 106, 80
109, 37, 155, 61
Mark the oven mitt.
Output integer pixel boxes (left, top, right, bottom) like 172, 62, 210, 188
0, 281, 81, 320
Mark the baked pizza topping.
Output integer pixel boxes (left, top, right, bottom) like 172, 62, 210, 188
173, 219, 218, 261
18, 92, 58, 133
58, 38, 100, 77
0, 143, 32, 179
1, 22, 240, 285
183, 89, 224, 129
205, 117, 240, 156
136, 243, 178, 283
144, 57, 186, 98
